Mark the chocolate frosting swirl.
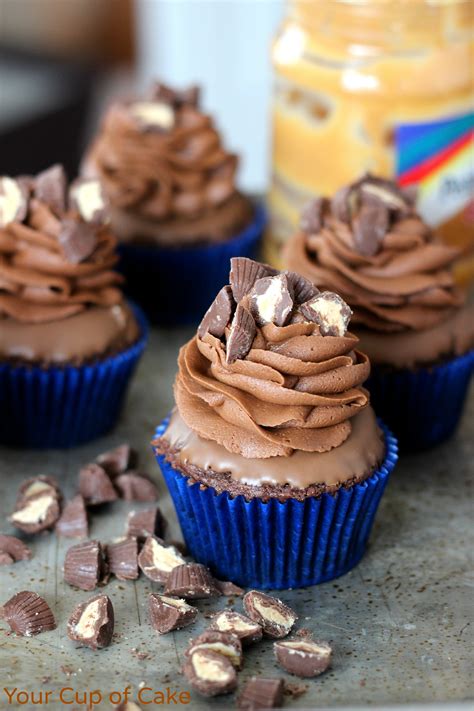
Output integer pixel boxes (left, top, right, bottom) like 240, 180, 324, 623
0, 169, 124, 325
285, 176, 464, 334
88, 83, 239, 222
175, 260, 370, 459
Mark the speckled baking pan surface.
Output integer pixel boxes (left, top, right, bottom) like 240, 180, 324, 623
0, 328, 473, 709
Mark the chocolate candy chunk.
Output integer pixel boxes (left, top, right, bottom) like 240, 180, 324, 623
150, 81, 200, 109
0, 176, 29, 227
164, 563, 221, 599
69, 178, 107, 224
67, 594, 114, 650
237, 677, 284, 709
126, 507, 166, 540
10, 491, 60, 534
17, 475, 61, 504
250, 274, 293, 327
300, 196, 329, 234
55, 495, 88, 538
243, 591, 297, 639
226, 303, 256, 364
59, 218, 98, 264
183, 648, 237, 697
300, 291, 352, 337
360, 175, 409, 212
331, 184, 353, 223
198, 286, 235, 339
114, 472, 158, 502
148, 593, 197, 634
0, 535, 32, 565
274, 638, 332, 677
64, 539, 108, 591
97, 443, 137, 477
185, 630, 243, 669
35, 164, 66, 214
79, 463, 118, 506
210, 610, 262, 645
129, 101, 175, 132
215, 579, 244, 597
352, 200, 389, 257
138, 537, 185, 583
0, 591, 56, 636
284, 270, 319, 304
107, 537, 139, 581
114, 704, 142, 711
230, 257, 277, 303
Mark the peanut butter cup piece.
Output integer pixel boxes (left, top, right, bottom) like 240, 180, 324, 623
107, 537, 139, 581
59, 218, 98, 264
300, 291, 352, 337
10, 491, 60, 534
300, 196, 329, 234
230, 257, 277, 302
96, 443, 137, 477
243, 591, 297, 639
198, 285, 235, 339
129, 101, 175, 132
237, 677, 284, 709
360, 175, 409, 212
0, 176, 29, 226
185, 629, 243, 669
164, 563, 221, 599
55, 495, 88, 538
79, 463, 118, 506
274, 638, 332, 677
210, 610, 262, 645
64, 539, 108, 591
35, 164, 66, 214
67, 594, 114, 650
69, 177, 108, 224
114, 472, 158, 502
215, 579, 244, 596
249, 273, 293, 327
138, 536, 185, 583
226, 303, 256, 364
352, 200, 389, 257
183, 648, 237, 697
0, 591, 56, 636
0, 535, 31, 565
148, 593, 197, 634
126, 507, 166, 540
284, 270, 319, 304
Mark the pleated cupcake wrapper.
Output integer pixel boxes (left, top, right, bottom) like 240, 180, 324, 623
0, 303, 148, 449
154, 417, 398, 590
117, 203, 266, 326
367, 348, 474, 453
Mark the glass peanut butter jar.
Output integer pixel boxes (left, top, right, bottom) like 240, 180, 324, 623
267, 0, 474, 283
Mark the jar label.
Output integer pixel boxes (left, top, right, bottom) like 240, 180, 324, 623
396, 112, 473, 229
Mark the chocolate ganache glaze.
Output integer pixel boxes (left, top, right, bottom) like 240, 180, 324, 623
284, 174, 474, 369
86, 81, 253, 246
154, 258, 385, 500
0, 165, 138, 365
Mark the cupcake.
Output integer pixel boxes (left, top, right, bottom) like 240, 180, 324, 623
0, 164, 147, 448
85, 81, 265, 325
284, 174, 474, 451
153, 258, 397, 589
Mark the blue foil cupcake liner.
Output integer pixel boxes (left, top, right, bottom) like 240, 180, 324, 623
366, 349, 474, 452
154, 417, 398, 589
0, 303, 148, 449
117, 203, 265, 326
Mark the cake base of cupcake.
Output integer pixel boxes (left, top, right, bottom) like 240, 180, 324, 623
117, 204, 265, 326
154, 417, 398, 590
366, 349, 474, 452
0, 303, 148, 449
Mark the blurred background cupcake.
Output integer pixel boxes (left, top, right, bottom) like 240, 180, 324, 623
153, 257, 397, 588
0, 164, 147, 448
284, 174, 474, 451
83, 81, 265, 325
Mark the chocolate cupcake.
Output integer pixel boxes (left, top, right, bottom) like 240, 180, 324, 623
84, 81, 265, 325
284, 174, 474, 450
153, 258, 397, 588
0, 165, 147, 448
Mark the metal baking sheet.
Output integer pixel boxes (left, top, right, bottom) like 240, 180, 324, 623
1, 327, 473, 710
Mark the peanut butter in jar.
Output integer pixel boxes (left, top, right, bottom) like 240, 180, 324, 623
267, 0, 474, 283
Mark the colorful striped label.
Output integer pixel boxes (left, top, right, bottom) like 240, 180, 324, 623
396, 112, 474, 228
